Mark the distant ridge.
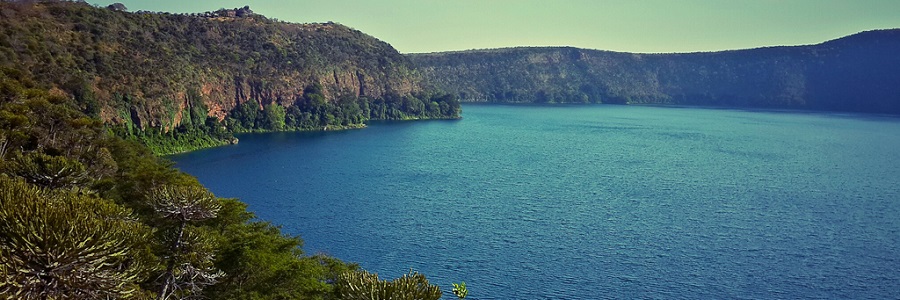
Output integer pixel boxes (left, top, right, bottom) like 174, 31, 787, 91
0, 1, 460, 154
409, 29, 900, 114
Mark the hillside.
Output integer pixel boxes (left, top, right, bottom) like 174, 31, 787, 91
0, 55, 456, 300
0, 1, 460, 154
0, 2, 451, 299
409, 29, 900, 114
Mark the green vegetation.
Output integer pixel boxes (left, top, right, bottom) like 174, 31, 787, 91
5, 151, 90, 189
410, 29, 900, 114
226, 83, 461, 133
336, 270, 443, 300
0, 1, 466, 297
130, 129, 235, 157
148, 184, 223, 300
452, 282, 469, 299
0, 60, 363, 299
0, 18, 466, 299
0, 1, 460, 155
0, 176, 151, 299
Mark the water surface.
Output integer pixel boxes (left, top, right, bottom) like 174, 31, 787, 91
172, 105, 900, 299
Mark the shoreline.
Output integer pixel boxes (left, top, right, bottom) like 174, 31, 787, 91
161, 116, 463, 156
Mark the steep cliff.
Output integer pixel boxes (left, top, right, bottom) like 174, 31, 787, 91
410, 29, 900, 114
0, 1, 458, 153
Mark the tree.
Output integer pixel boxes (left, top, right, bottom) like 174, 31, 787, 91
335, 270, 442, 300
452, 282, 468, 299
0, 176, 151, 299
229, 101, 260, 131
0, 104, 31, 160
3, 152, 89, 189
148, 184, 223, 300
262, 103, 285, 131
202, 198, 359, 299
107, 3, 128, 11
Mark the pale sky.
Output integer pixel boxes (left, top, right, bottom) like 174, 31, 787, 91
86, 0, 900, 54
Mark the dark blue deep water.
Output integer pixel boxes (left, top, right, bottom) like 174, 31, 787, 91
171, 105, 900, 299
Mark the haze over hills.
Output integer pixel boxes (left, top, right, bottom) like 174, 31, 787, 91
410, 29, 900, 114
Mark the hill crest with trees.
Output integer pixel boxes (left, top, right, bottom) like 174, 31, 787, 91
0, 0, 460, 154
409, 29, 900, 114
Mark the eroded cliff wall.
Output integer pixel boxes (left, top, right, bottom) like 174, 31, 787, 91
0, 2, 424, 131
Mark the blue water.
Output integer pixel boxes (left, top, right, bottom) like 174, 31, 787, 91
171, 105, 900, 299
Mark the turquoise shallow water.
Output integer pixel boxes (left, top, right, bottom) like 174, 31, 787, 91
171, 104, 900, 299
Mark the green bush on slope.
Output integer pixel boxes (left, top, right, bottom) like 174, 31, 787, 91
0, 64, 357, 299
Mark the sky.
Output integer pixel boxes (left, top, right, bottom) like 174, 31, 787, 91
85, 0, 900, 54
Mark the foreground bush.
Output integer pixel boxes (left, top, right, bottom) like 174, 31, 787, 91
336, 270, 442, 300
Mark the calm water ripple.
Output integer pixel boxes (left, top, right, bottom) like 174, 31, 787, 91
171, 104, 900, 299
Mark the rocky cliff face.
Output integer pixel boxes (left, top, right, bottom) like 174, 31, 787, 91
410, 29, 900, 114
0, 1, 422, 132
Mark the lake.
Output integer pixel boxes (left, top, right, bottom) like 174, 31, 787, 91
170, 104, 900, 299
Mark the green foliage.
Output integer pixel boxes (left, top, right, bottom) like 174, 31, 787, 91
0, 176, 152, 299
263, 103, 286, 131
148, 184, 223, 299
205, 219, 358, 299
0, 4, 460, 299
452, 282, 468, 299
0, 62, 386, 300
336, 270, 442, 300
130, 128, 234, 156
3, 152, 88, 189
231, 101, 261, 131
229, 85, 461, 135
149, 184, 221, 223
202, 198, 360, 300
0, 1, 462, 154
156, 225, 224, 299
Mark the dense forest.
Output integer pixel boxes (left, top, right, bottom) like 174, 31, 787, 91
0, 67, 458, 299
0, 1, 461, 299
410, 29, 900, 114
0, 1, 460, 154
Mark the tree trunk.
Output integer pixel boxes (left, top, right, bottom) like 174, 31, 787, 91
157, 220, 186, 300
